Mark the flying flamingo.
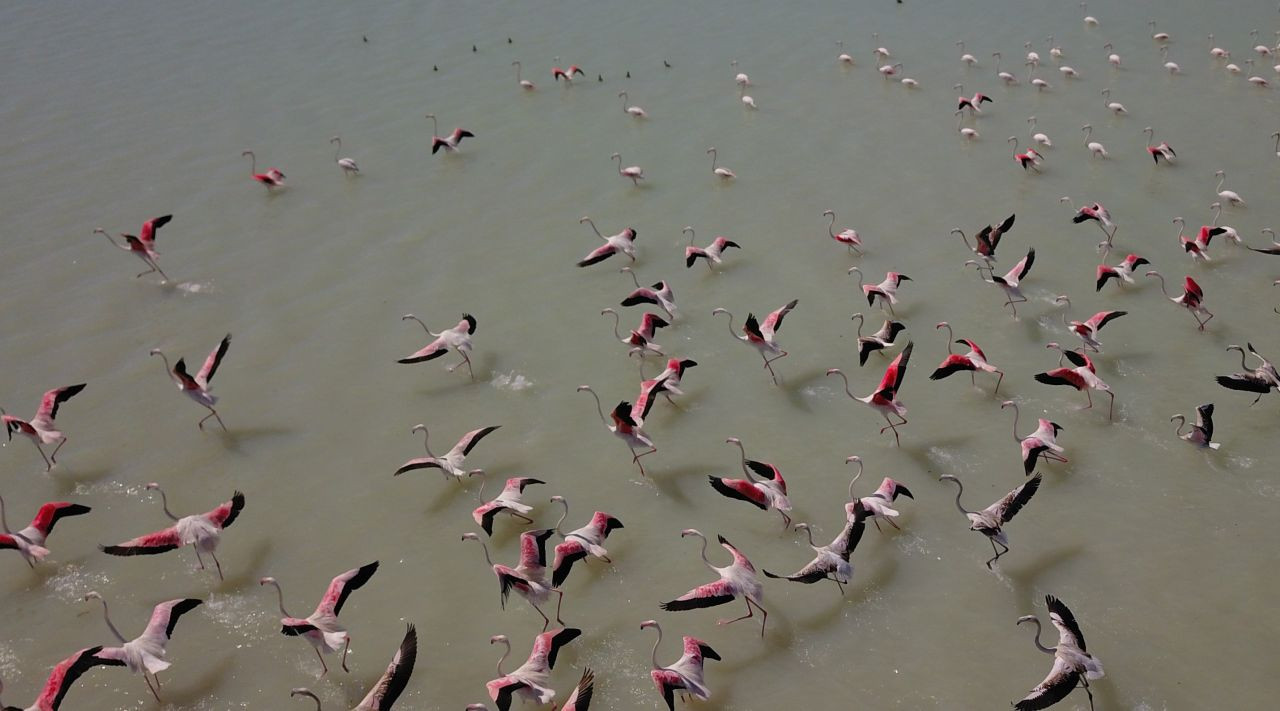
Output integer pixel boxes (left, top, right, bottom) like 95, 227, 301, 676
763, 502, 868, 593
394, 423, 499, 481
398, 313, 476, 379
549, 496, 623, 587
1035, 345, 1115, 420
575, 216, 637, 267
100, 484, 244, 580
939, 473, 1042, 568
1081, 124, 1109, 158
552, 63, 585, 82
577, 385, 657, 476
844, 456, 915, 531
1095, 253, 1150, 291
94, 215, 173, 281
683, 227, 740, 270
242, 150, 285, 188
828, 341, 915, 446
930, 322, 1004, 392
1, 384, 86, 471
425, 114, 474, 154
955, 84, 993, 114
1053, 296, 1127, 352
601, 308, 668, 358
1173, 216, 1219, 262
1208, 202, 1243, 245
512, 61, 535, 90
329, 136, 359, 175
660, 529, 767, 636
849, 267, 910, 314
1064, 197, 1117, 247
1100, 88, 1127, 114
707, 437, 792, 528
993, 52, 1019, 84
618, 91, 648, 118
644, 357, 698, 405
705, 147, 735, 179
290, 624, 417, 710
610, 153, 645, 185
850, 313, 906, 366
711, 299, 798, 385
0, 646, 124, 711
1146, 271, 1213, 329
483, 628, 581, 711
640, 620, 720, 711
462, 528, 564, 630
952, 214, 1015, 264
82, 592, 202, 702
150, 333, 231, 430
1008, 137, 1042, 171
823, 210, 863, 254
1014, 595, 1105, 711
965, 247, 1035, 317
1213, 170, 1245, 206
1002, 400, 1068, 475
1215, 343, 1280, 404
0, 498, 91, 567
1143, 127, 1175, 163
471, 475, 544, 536
619, 267, 677, 319
1171, 403, 1220, 449
1027, 117, 1052, 148
261, 562, 380, 677
553, 668, 594, 711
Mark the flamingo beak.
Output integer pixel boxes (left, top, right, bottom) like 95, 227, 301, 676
896, 484, 915, 500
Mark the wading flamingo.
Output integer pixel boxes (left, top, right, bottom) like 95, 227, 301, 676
150, 334, 231, 430
1, 384, 86, 471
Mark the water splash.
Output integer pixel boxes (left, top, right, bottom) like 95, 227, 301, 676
491, 371, 534, 391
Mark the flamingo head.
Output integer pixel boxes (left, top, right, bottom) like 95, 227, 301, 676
640, 619, 659, 630
258, 576, 277, 586
680, 528, 704, 538
460, 532, 481, 542
83, 591, 103, 602
549, 495, 565, 503
845, 455, 862, 465
725, 436, 741, 445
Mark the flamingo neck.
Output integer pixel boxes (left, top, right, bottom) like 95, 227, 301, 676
332, 140, 341, 163
1171, 416, 1187, 437
646, 624, 664, 669
800, 526, 816, 548
944, 477, 972, 514
847, 465, 863, 499
475, 538, 495, 568
604, 310, 623, 341
829, 370, 856, 399
581, 387, 608, 428
495, 639, 511, 675
1022, 617, 1056, 654
293, 689, 322, 710
154, 488, 179, 522
267, 580, 292, 618
1007, 404, 1025, 442
0, 495, 10, 534
93, 597, 129, 643
827, 212, 837, 238
715, 310, 738, 339
553, 499, 569, 535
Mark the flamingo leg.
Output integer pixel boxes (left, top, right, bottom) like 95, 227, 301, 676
554, 588, 566, 625
1084, 389, 1094, 409
1107, 391, 1115, 421
833, 578, 845, 596
193, 546, 206, 571
198, 406, 226, 431
143, 672, 162, 702
1082, 677, 1095, 711
886, 517, 902, 531
531, 600, 552, 631
717, 597, 756, 630
210, 551, 225, 580
778, 510, 792, 529
879, 413, 902, 447
315, 647, 329, 678
31, 441, 52, 471
631, 446, 657, 476
993, 370, 1005, 394
510, 512, 534, 524
135, 264, 157, 279
50, 436, 68, 462
985, 539, 1009, 569
341, 636, 352, 672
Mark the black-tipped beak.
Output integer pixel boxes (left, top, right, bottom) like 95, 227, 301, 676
896, 484, 914, 500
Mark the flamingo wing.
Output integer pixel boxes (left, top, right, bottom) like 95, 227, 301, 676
1010, 247, 1035, 281
488, 677, 530, 711
876, 341, 914, 397
1183, 276, 1203, 301
742, 313, 765, 341
716, 534, 755, 571
356, 624, 418, 711
139, 214, 173, 245
394, 456, 446, 475
1194, 403, 1214, 441
518, 528, 555, 571
577, 242, 618, 267
708, 476, 768, 510
1014, 656, 1081, 711
651, 669, 688, 711
992, 473, 1041, 523
761, 299, 798, 338
100, 525, 182, 556
1095, 265, 1120, 291
1216, 373, 1273, 394
29, 502, 91, 537
398, 336, 449, 363
452, 425, 501, 457
1086, 310, 1127, 331
35, 646, 126, 711
530, 626, 582, 670
559, 668, 595, 711
317, 560, 380, 617
205, 491, 245, 529
620, 289, 659, 308
171, 358, 201, 390
552, 539, 590, 587
1034, 369, 1085, 389
660, 578, 737, 611
143, 598, 203, 641
37, 383, 86, 421
762, 561, 831, 584
930, 354, 976, 380
1045, 594, 1088, 651
196, 334, 232, 387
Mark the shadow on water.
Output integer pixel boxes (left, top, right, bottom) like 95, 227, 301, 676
1002, 543, 1086, 601
788, 557, 900, 632
214, 538, 275, 592
217, 424, 293, 454
775, 367, 832, 410
50, 465, 115, 493
149, 653, 236, 708
644, 464, 704, 506
423, 476, 477, 514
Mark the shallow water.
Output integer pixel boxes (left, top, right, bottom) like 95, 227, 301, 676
1, 0, 1279, 708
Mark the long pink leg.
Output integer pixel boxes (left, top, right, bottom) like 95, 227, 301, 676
31, 442, 52, 471
341, 637, 352, 672
50, 436, 68, 462
717, 598, 754, 627
315, 648, 329, 678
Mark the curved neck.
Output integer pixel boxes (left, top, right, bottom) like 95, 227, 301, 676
581, 217, 602, 238
613, 154, 622, 169
800, 526, 816, 548
851, 313, 864, 338
266, 580, 292, 617
827, 212, 837, 238
647, 624, 663, 669
1171, 416, 1187, 437
293, 689, 322, 710
427, 115, 439, 136
952, 229, 973, 253
622, 268, 641, 289
850, 268, 865, 289
472, 538, 494, 567
1149, 272, 1172, 299
0, 495, 9, 534
473, 474, 487, 503
1216, 175, 1226, 193
691, 533, 713, 570
714, 310, 738, 339
1007, 403, 1024, 441
153, 351, 175, 380
828, 369, 855, 399
1058, 299, 1071, 327
244, 151, 256, 175
684, 227, 695, 246
553, 499, 569, 535
603, 309, 623, 340
943, 477, 972, 514
939, 323, 955, 353
92, 597, 129, 643
415, 426, 436, 458
332, 139, 341, 162
1229, 348, 1247, 370
1022, 617, 1056, 654
728, 439, 748, 476
847, 462, 863, 499
1211, 204, 1222, 227
580, 387, 607, 427
153, 487, 179, 521
514, 62, 522, 82
494, 639, 511, 675
404, 315, 437, 337
1082, 126, 1092, 144
96, 229, 124, 250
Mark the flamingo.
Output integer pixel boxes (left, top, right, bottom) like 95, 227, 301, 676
872, 33, 891, 61
1009, 137, 1042, 171
965, 247, 1035, 317
553, 668, 594, 711
1247, 227, 1280, 255
1035, 346, 1115, 420
619, 267, 677, 319
425, 114, 474, 153
1208, 35, 1229, 58
512, 61, 535, 90
471, 475, 543, 536
101, 485, 244, 579
1014, 596, 1105, 711
611, 152, 645, 185
953, 213, 1015, 263
329, 136, 359, 175
1208, 202, 1243, 245
823, 209, 863, 254
1047, 35, 1064, 61
552, 63, 585, 82
956, 111, 979, 140
1027, 63, 1051, 91
993, 52, 1019, 84
939, 473, 1042, 568
1103, 43, 1121, 67
1096, 254, 1150, 291
1148, 19, 1170, 42
1143, 127, 1176, 162
1, 384, 86, 471
878, 62, 902, 79
1215, 343, 1280, 404
94, 214, 173, 281
1146, 271, 1213, 329
930, 322, 1004, 392
483, 628, 581, 711
707, 437, 792, 528
618, 91, 647, 118
0, 646, 125, 711
290, 624, 417, 710
576, 216, 637, 267
849, 267, 910, 314
0, 498, 91, 567
1100, 88, 1126, 114
1173, 216, 1224, 261
549, 496, 623, 587
1213, 170, 1245, 206
706, 147, 735, 180
1054, 296, 1127, 352
1058, 64, 1079, 78
83, 592, 202, 702
683, 226, 739, 270
601, 308, 667, 357
644, 357, 698, 406
1081, 124, 1109, 159
837, 40, 855, 64
1172, 403, 1220, 450
955, 84, 993, 114
462, 528, 564, 630
1002, 400, 1068, 475
711, 299, 798, 385
1081, 2, 1098, 26
763, 503, 868, 593
640, 620, 720, 711
1249, 29, 1274, 56
394, 424, 499, 481
660, 529, 767, 636
844, 456, 915, 531
242, 150, 285, 188
1064, 197, 1117, 247
738, 85, 757, 108
1024, 41, 1040, 66
398, 313, 476, 379
957, 41, 977, 66
150, 333, 231, 430
577, 385, 657, 475
260, 562, 380, 677
850, 313, 906, 366
732, 60, 750, 87
1160, 46, 1181, 74
1027, 117, 1052, 148
827, 341, 915, 446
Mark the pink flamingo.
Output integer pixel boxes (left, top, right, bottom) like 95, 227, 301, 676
1008, 137, 1042, 171
601, 308, 668, 358
241, 150, 284, 188
843, 457, 914, 531
150, 334, 231, 430
1095, 253, 1150, 291
483, 628, 581, 711
398, 313, 476, 379
1, 384, 86, 470
707, 437, 792, 528
577, 385, 657, 475
765, 502, 869, 593
462, 528, 564, 630
1035, 345, 1115, 420
619, 267, 676, 319
0, 498, 91, 567
425, 114, 474, 154
711, 299, 798, 385
683, 227, 740, 270
660, 529, 767, 636
1054, 296, 1127, 352
291, 624, 417, 710
940, 473, 1042, 568
552, 64, 585, 82
827, 341, 915, 445
850, 313, 907, 366
849, 268, 910, 314
823, 209, 863, 254
640, 619, 720, 711
100, 484, 244, 579
471, 475, 544, 536
930, 322, 1004, 392
576, 216, 637, 267
952, 213, 1015, 263
550, 496, 623, 587
83, 592, 202, 702
965, 247, 1035, 317
394, 423, 498, 482
93, 215, 173, 281
260, 562, 380, 677
1146, 271, 1213, 329
0, 646, 125, 711
1002, 400, 1068, 475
